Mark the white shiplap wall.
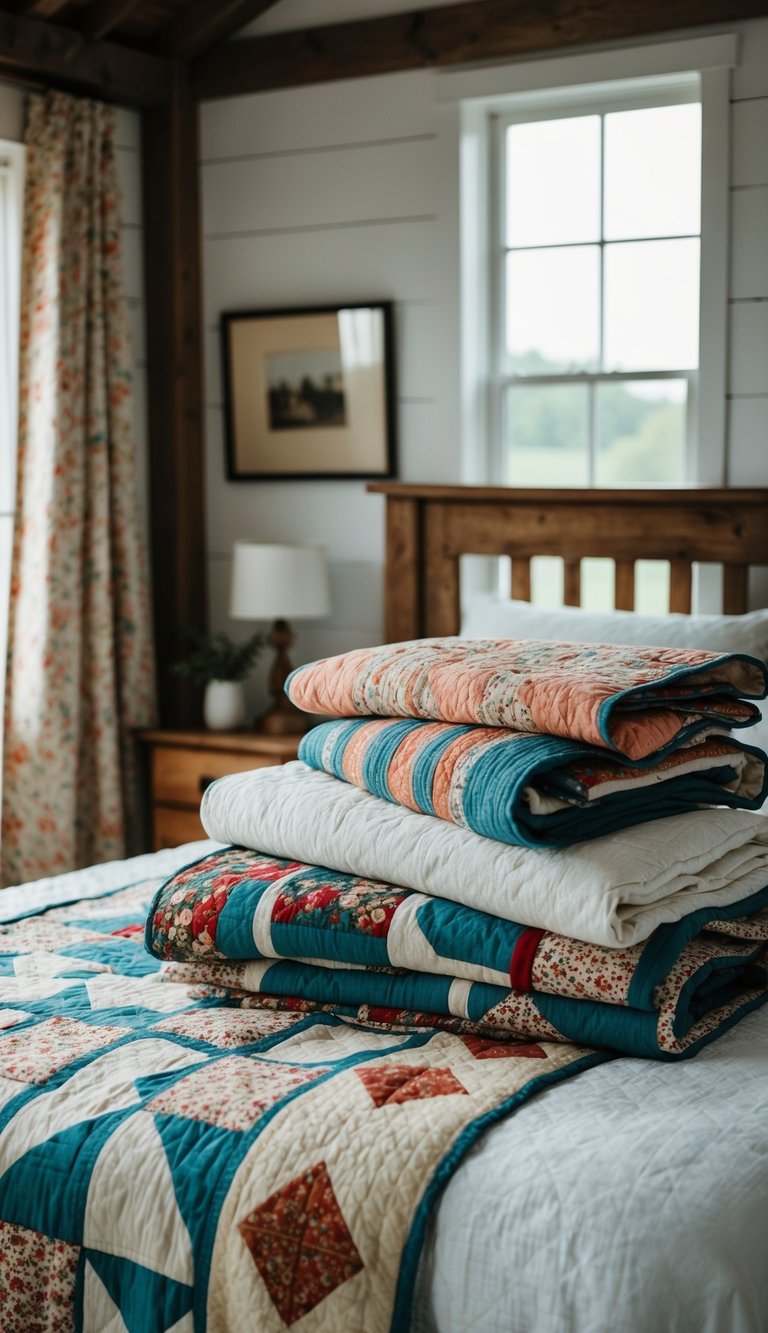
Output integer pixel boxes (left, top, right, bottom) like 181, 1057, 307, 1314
200, 18, 768, 706
200, 70, 461, 711
0, 83, 150, 544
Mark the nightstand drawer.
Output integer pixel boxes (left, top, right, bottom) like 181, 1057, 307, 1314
152, 746, 276, 806
138, 729, 301, 856
153, 804, 208, 850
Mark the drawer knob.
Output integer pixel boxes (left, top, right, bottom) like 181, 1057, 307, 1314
199, 774, 215, 794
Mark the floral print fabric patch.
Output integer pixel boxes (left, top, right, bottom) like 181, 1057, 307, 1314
286, 637, 766, 760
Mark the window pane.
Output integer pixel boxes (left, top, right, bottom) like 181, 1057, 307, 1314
580, 558, 615, 611
504, 383, 589, 486
506, 116, 601, 247
531, 556, 564, 607
506, 247, 600, 372
604, 104, 701, 241
634, 560, 670, 615
604, 239, 699, 371
596, 379, 687, 485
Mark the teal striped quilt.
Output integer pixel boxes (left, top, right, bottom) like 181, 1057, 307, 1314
297, 718, 767, 848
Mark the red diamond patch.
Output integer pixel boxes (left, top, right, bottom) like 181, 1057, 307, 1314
462, 1036, 547, 1060
357, 1063, 468, 1107
239, 1161, 363, 1326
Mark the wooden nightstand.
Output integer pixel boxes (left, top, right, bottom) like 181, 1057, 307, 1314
138, 728, 301, 851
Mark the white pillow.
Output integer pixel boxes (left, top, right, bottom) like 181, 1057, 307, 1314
460, 597, 768, 784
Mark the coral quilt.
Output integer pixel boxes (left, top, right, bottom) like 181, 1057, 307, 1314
0, 866, 600, 1333
147, 847, 768, 1060
298, 717, 767, 847
286, 638, 767, 760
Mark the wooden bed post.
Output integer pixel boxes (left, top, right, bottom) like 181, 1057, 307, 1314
423, 501, 461, 637
142, 64, 207, 725
384, 497, 422, 641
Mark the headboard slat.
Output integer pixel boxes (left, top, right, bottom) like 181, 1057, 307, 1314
563, 558, 581, 607
669, 560, 693, 614
723, 564, 749, 615
511, 558, 532, 602
614, 560, 635, 612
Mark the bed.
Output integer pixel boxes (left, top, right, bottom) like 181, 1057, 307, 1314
369, 482, 768, 1333
1, 483, 767, 1333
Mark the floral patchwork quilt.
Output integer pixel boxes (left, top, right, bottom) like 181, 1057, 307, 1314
297, 717, 767, 847
0, 864, 601, 1333
286, 637, 767, 760
148, 847, 768, 1060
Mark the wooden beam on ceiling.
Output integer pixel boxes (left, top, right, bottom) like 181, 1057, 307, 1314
192, 0, 768, 100
141, 63, 207, 726
0, 7, 172, 105
77, 0, 144, 42
14, 0, 70, 17
158, 0, 280, 60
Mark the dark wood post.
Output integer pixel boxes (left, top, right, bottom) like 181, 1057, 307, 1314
141, 62, 206, 724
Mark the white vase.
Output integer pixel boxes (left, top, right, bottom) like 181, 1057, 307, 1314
203, 679, 246, 731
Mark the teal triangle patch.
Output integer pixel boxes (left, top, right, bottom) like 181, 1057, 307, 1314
0, 1109, 133, 1242
85, 1250, 193, 1333
152, 1111, 244, 1256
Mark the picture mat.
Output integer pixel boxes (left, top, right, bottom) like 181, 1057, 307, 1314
227, 309, 388, 476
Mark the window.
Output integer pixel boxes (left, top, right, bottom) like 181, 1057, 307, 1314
450, 36, 733, 495
0, 140, 25, 749
491, 87, 702, 490
448, 37, 733, 610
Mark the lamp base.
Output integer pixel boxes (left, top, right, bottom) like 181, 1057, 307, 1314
255, 618, 310, 735
256, 695, 311, 736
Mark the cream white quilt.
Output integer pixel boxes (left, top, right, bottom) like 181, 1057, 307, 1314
201, 762, 768, 948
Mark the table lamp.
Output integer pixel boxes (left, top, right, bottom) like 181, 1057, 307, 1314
229, 541, 331, 734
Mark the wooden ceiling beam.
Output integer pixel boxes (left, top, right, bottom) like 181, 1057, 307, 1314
77, 0, 144, 43
192, 0, 768, 100
14, 0, 70, 17
0, 6, 172, 105
158, 0, 280, 60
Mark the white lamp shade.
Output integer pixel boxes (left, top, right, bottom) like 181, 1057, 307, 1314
229, 542, 331, 621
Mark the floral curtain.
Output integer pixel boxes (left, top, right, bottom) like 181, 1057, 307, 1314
1, 91, 156, 885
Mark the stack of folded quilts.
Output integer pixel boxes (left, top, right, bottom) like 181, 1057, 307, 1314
146, 639, 768, 1060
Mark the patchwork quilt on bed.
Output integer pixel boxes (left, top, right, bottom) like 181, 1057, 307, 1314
297, 718, 767, 847
0, 864, 601, 1333
147, 847, 768, 1060
286, 638, 767, 760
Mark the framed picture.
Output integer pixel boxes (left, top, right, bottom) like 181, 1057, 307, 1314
221, 301, 396, 480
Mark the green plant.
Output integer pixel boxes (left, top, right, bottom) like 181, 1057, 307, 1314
171, 628, 264, 685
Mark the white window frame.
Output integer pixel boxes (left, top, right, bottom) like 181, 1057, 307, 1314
440, 34, 735, 490
0, 139, 25, 773
490, 80, 701, 487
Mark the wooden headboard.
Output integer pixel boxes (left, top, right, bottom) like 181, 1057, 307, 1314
366, 484, 768, 641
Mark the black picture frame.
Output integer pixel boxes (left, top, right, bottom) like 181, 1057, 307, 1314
221, 301, 397, 481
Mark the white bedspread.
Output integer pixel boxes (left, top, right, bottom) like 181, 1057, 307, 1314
413, 1003, 768, 1333
0, 839, 220, 921
201, 762, 768, 947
